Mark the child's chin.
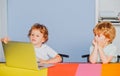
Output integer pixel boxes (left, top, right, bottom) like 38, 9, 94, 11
31, 42, 36, 44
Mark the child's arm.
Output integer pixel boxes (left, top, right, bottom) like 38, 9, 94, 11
39, 54, 62, 64
98, 47, 113, 64
89, 46, 98, 64
89, 37, 99, 63
97, 35, 113, 64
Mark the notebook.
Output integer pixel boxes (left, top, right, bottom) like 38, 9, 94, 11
2, 41, 54, 70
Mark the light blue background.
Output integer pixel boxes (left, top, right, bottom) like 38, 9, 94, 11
7, 0, 95, 62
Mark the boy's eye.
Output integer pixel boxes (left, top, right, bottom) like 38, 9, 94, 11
31, 34, 34, 36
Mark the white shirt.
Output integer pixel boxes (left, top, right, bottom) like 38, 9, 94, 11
34, 44, 58, 61
90, 44, 117, 62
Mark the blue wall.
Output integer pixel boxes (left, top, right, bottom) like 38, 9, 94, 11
7, 0, 95, 62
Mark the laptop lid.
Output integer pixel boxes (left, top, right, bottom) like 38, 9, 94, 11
2, 41, 39, 70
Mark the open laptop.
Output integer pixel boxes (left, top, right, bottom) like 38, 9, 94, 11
2, 41, 54, 70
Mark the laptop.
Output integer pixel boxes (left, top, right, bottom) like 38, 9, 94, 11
2, 41, 54, 70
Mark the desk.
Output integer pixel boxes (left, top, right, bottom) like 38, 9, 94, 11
0, 63, 47, 76
48, 63, 79, 76
48, 63, 120, 76
0, 62, 120, 76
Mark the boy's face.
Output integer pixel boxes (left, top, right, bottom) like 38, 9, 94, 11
95, 34, 109, 42
97, 34, 105, 39
29, 29, 45, 46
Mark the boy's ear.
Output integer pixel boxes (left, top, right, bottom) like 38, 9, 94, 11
42, 38, 45, 43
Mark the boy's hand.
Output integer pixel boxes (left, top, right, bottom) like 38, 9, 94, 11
92, 35, 98, 47
97, 35, 107, 48
1, 37, 10, 44
39, 58, 48, 64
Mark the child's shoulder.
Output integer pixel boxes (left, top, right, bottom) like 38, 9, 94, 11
107, 43, 116, 49
108, 43, 116, 47
41, 44, 50, 48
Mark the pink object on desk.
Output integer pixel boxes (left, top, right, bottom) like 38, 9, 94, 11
75, 63, 101, 76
